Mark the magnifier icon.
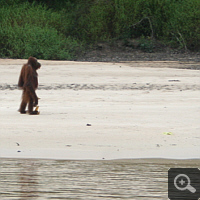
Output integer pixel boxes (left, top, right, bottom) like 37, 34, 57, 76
174, 174, 196, 193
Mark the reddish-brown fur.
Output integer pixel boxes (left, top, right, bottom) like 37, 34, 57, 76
18, 57, 41, 115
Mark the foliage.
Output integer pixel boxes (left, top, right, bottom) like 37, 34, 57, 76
0, 0, 200, 60
0, 2, 80, 59
138, 36, 155, 53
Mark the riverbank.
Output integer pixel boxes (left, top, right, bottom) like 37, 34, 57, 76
0, 59, 199, 160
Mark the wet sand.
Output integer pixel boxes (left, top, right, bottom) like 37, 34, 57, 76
0, 59, 199, 160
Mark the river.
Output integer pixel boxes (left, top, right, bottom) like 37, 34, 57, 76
0, 158, 199, 199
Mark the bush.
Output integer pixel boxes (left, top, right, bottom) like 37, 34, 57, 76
164, 0, 200, 50
0, 0, 200, 60
0, 24, 79, 60
0, 2, 80, 59
85, 0, 200, 50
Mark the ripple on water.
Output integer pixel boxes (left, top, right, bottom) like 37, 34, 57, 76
0, 159, 199, 199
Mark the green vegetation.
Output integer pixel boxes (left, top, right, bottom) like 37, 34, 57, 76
0, 0, 200, 60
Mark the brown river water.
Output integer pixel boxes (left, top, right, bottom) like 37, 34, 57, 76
0, 158, 199, 199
